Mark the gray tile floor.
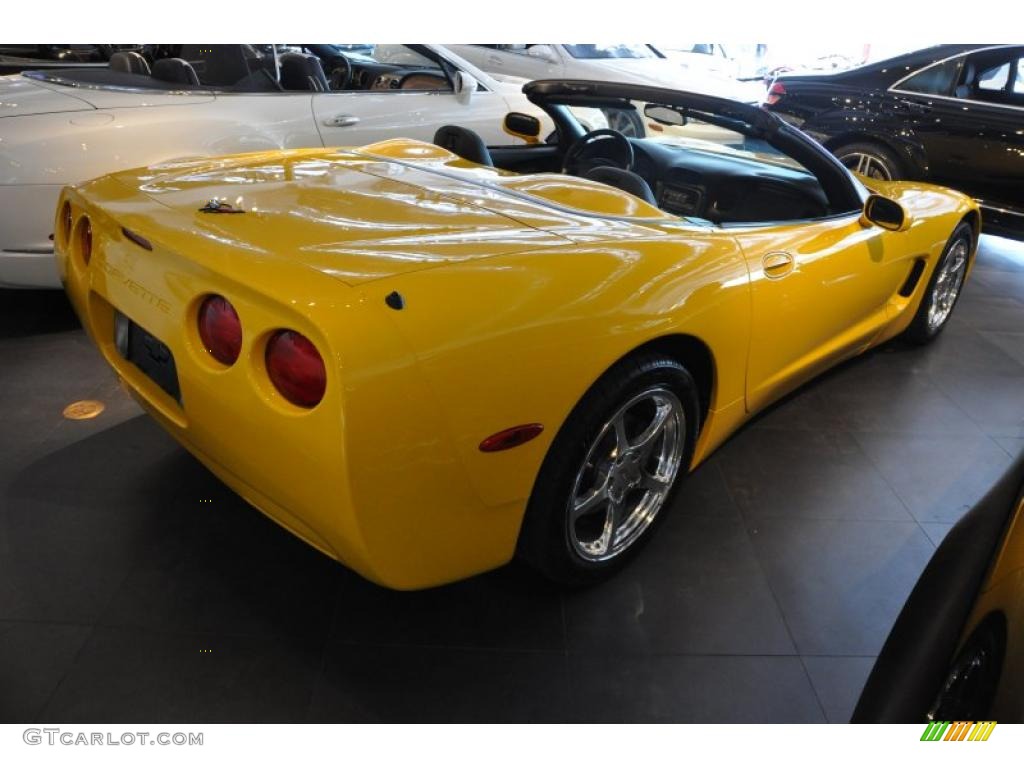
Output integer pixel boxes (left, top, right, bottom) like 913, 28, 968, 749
1, 235, 1023, 723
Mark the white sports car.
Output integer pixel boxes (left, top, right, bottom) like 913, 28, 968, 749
446, 44, 763, 131
0, 44, 548, 289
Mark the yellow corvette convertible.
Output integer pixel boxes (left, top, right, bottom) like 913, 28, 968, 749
55, 81, 979, 589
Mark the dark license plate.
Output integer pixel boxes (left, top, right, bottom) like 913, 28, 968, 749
114, 311, 181, 403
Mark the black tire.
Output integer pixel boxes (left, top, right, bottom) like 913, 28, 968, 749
834, 140, 904, 181
902, 222, 974, 345
516, 353, 700, 585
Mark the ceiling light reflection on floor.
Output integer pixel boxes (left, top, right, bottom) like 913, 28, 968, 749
62, 400, 105, 420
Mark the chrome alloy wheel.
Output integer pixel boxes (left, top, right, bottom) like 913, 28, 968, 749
601, 107, 644, 138
927, 237, 969, 332
839, 152, 893, 180
567, 387, 686, 562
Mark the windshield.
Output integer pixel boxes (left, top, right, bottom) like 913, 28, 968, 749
567, 100, 806, 172
563, 44, 659, 60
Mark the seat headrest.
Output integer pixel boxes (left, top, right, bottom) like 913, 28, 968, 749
109, 51, 151, 76
583, 166, 657, 206
151, 57, 200, 87
278, 52, 329, 92
432, 125, 494, 167
955, 61, 976, 99
177, 44, 260, 87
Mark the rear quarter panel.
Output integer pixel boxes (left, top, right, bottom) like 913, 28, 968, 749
369, 226, 751, 513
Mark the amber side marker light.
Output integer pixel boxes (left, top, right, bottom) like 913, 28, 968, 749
121, 227, 153, 251
479, 424, 544, 452
63, 400, 105, 420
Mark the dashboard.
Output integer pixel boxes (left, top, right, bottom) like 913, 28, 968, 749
348, 61, 450, 91
630, 139, 830, 224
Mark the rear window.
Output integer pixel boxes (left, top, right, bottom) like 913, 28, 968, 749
897, 57, 961, 96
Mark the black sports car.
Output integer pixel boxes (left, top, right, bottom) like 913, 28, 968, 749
764, 44, 1024, 238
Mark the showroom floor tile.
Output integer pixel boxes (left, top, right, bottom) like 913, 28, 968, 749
38, 627, 324, 723
567, 654, 826, 723
1, 236, 1023, 723
310, 645, 571, 723
801, 656, 877, 724
0, 620, 93, 721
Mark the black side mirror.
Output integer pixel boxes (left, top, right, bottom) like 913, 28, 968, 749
504, 112, 542, 143
861, 194, 909, 232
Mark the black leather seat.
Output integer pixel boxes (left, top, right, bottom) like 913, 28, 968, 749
433, 125, 493, 167
279, 52, 329, 92
583, 166, 657, 206
151, 57, 200, 87
109, 51, 151, 76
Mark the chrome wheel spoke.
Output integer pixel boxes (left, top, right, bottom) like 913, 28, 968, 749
595, 500, 622, 555
842, 152, 891, 180
612, 414, 630, 456
572, 479, 609, 522
567, 387, 687, 563
639, 471, 670, 495
631, 403, 672, 459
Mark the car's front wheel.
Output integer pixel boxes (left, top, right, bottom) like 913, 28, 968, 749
517, 353, 699, 585
902, 222, 973, 344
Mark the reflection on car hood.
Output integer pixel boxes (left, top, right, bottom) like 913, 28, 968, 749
0, 74, 94, 117
88, 140, 669, 286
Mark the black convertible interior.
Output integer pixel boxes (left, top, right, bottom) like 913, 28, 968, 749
628, 138, 830, 222
437, 106, 836, 226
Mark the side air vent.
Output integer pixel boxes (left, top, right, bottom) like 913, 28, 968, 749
898, 258, 927, 298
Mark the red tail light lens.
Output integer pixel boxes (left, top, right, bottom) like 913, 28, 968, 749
764, 82, 786, 106
265, 330, 326, 408
197, 295, 242, 366
79, 216, 92, 265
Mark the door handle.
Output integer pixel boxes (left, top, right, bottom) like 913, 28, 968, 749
323, 114, 360, 128
897, 98, 931, 115
762, 252, 795, 279
486, 55, 503, 66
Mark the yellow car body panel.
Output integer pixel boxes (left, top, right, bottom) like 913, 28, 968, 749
958, 493, 1024, 718
55, 139, 979, 589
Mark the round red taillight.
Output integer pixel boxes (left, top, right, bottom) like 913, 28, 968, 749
197, 295, 243, 366
61, 201, 72, 246
79, 216, 92, 265
265, 330, 326, 408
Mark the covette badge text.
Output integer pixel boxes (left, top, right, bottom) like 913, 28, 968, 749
101, 261, 171, 314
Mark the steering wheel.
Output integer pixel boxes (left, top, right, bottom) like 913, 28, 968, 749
327, 54, 352, 90
563, 129, 634, 176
